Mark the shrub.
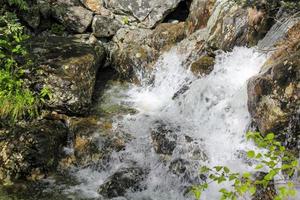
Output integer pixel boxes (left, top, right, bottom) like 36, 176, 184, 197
0, 11, 39, 122
191, 132, 299, 200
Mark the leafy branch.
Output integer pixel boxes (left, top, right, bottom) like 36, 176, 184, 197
191, 132, 299, 200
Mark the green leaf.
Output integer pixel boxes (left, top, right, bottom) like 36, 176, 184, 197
214, 166, 223, 172
223, 167, 230, 174
255, 164, 263, 170
242, 172, 251, 178
291, 160, 298, 167
255, 153, 262, 159
249, 186, 256, 195
200, 166, 210, 173
247, 150, 255, 158
265, 133, 275, 141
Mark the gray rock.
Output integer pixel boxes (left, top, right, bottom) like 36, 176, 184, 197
28, 36, 105, 115
92, 15, 122, 38
98, 167, 145, 198
104, 0, 182, 28
51, 1, 93, 33
109, 22, 186, 79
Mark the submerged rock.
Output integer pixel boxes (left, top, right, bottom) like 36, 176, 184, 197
28, 36, 105, 115
0, 120, 68, 184
190, 55, 215, 76
49, 114, 133, 169
150, 122, 178, 155
98, 167, 145, 198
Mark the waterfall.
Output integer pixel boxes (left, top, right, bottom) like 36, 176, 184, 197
64, 46, 268, 199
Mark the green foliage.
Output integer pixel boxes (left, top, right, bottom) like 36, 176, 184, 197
191, 132, 299, 200
0, 11, 38, 122
5, 0, 28, 10
0, 9, 53, 123
50, 23, 66, 36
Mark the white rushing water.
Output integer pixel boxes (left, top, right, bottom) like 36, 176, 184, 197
65, 46, 268, 200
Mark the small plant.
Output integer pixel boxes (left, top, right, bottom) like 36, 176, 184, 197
5, 0, 28, 10
50, 23, 66, 36
0, 11, 38, 122
122, 16, 130, 25
191, 132, 299, 200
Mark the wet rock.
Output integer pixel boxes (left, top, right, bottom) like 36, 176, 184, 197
54, 115, 132, 168
0, 120, 68, 184
150, 122, 178, 155
98, 167, 145, 198
169, 158, 207, 188
92, 15, 122, 38
247, 21, 300, 149
51, 1, 93, 33
190, 55, 215, 76
28, 36, 105, 115
172, 83, 191, 100
186, 0, 216, 34
105, 0, 182, 28
169, 158, 190, 176
258, 14, 300, 50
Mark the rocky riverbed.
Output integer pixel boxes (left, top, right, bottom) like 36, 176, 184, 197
0, 0, 299, 199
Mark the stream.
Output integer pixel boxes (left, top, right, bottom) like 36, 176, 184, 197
59, 46, 267, 200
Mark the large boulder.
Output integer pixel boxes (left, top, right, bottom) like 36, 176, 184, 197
247, 20, 300, 149
0, 120, 68, 184
104, 0, 182, 28
51, 0, 93, 33
98, 167, 145, 198
110, 22, 186, 79
28, 36, 105, 115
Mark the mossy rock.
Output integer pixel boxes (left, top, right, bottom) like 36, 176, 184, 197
190, 56, 215, 76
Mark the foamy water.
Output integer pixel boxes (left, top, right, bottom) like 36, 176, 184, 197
64, 47, 268, 200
